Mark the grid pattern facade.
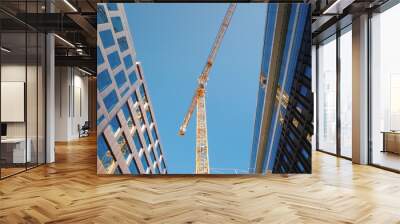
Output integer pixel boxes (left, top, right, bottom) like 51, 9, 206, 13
97, 3, 167, 175
250, 4, 312, 174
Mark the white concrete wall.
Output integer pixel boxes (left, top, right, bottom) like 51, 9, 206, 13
54, 67, 89, 141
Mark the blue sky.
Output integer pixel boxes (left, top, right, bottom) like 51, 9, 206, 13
125, 4, 265, 174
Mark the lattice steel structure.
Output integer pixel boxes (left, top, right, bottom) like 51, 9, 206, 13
249, 4, 312, 174
97, 3, 167, 175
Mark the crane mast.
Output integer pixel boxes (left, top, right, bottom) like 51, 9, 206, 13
178, 4, 236, 174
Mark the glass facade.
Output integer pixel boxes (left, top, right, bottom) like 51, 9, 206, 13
370, 4, 400, 171
339, 29, 352, 158
317, 36, 337, 155
0, 1, 47, 179
315, 25, 353, 160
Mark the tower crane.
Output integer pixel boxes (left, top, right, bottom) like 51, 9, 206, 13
178, 3, 236, 174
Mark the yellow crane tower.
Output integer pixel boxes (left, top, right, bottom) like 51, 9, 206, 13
178, 3, 236, 174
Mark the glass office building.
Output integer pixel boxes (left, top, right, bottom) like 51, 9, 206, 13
250, 4, 312, 174
97, 3, 167, 174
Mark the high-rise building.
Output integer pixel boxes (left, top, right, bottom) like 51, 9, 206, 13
97, 3, 167, 174
250, 4, 312, 174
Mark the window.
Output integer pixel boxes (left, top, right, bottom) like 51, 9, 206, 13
297, 162, 305, 172
97, 115, 105, 126
97, 47, 104, 65
97, 5, 108, 24
98, 69, 112, 92
107, 51, 121, 70
123, 54, 134, 69
161, 159, 166, 170
156, 145, 162, 158
304, 65, 312, 79
128, 71, 138, 85
129, 159, 139, 174
117, 36, 129, 52
121, 104, 134, 129
139, 84, 148, 102
146, 110, 153, 124
339, 28, 352, 158
114, 166, 122, 174
98, 134, 115, 172
151, 128, 158, 142
144, 130, 151, 148
99, 29, 115, 49
151, 149, 157, 164
133, 131, 143, 151
135, 106, 145, 127
370, 5, 400, 171
117, 134, 131, 161
114, 70, 127, 88
131, 92, 139, 104
111, 17, 124, 33
109, 116, 120, 135
103, 90, 119, 112
141, 154, 149, 172
148, 147, 155, 164
301, 148, 309, 160
120, 87, 129, 98
317, 36, 337, 154
107, 3, 118, 11
299, 85, 308, 97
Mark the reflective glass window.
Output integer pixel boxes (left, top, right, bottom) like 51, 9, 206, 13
133, 131, 143, 151
146, 110, 153, 124
111, 16, 124, 33
123, 54, 134, 69
107, 51, 121, 70
107, 3, 118, 11
144, 130, 151, 148
117, 36, 129, 52
114, 70, 127, 88
129, 159, 139, 174
99, 29, 115, 49
318, 37, 337, 154
97, 47, 104, 65
103, 90, 119, 112
128, 71, 138, 85
141, 154, 149, 171
98, 69, 112, 92
97, 5, 108, 24
131, 92, 139, 104
121, 103, 134, 129
151, 127, 158, 142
